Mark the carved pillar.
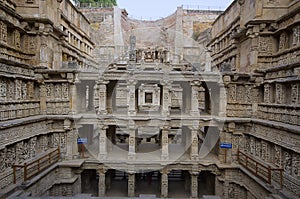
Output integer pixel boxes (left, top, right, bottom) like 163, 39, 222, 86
98, 80, 109, 115
97, 168, 106, 197
65, 119, 78, 159
190, 81, 200, 116
161, 170, 168, 198
161, 127, 169, 160
190, 171, 199, 198
127, 80, 136, 116
190, 128, 199, 161
70, 82, 78, 114
219, 84, 227, 117
98, 125, 108, 160
128, 172, 135, 197
161, 80, 172, 117
264, 83, 271, 103
128, 121, 136, 160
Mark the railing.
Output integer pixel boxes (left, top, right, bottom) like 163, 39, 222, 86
238, 150, 283, 188
12, 147, 60, 184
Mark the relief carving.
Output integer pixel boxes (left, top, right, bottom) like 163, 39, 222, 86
13, 30, 21, 48
0, 21, 7, 43
15, 80, 22, 100
0, 79, 7, 101
54, 84, 62, 99
291, 84, 299, 104
292, 26, 300, 46
274, 145, 282, 167
279, 32, 287, 51
284, 151, 292, 174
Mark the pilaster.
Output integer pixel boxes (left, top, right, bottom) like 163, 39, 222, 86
161, 170, 169, 198
98, 125, 108, 160
161, 126, 169, 160
97, 167, 107, 197
190, 81, 200, 116
127, 79, 137, 116
161, 80, 172, 117
128, 172, 135, 197
128, 120, 136, 160
190, 127, 199, 161
190, 171, 199, 198
98, 80, 109, 115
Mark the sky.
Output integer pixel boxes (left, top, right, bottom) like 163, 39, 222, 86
117, 0, 235, 20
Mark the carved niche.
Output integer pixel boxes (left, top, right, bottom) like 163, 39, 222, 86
170, 84, 183, 109
264, 84, 271, 103
138, 84, 160, 111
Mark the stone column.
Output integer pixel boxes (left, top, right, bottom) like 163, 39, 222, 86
219, 84, 227, 117
161, 80, 172, 117
98, 125, 108, 160
98, 80, 109, 115
70, 79, 79, 114
190, 171, 199, 198
161, 127, 169, 160
190, 128, 199, 161
161, 170, 168, 198
190, 81, 200, 116
128, 172, 135, 197
97, 168, 106, 197
128, 121, 136, 160
127, 80, 137, 116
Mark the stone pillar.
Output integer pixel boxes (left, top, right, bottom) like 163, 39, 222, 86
219, 84, 227, 117
98, 80, 109, 115
161, 127, 169, 160
128, 121, 136, 160
161, 80, 172, 117
98, 125, 108, 160
161, 170, 168, 198
190, 81, 200, 116
97, 168, 106, 197
190, 171, 199, 198
205, 50, 212, 72
70, 81, 79, 114
190, 128, 199, 161
128, 172, 135, 197
127, 80, 136, 116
